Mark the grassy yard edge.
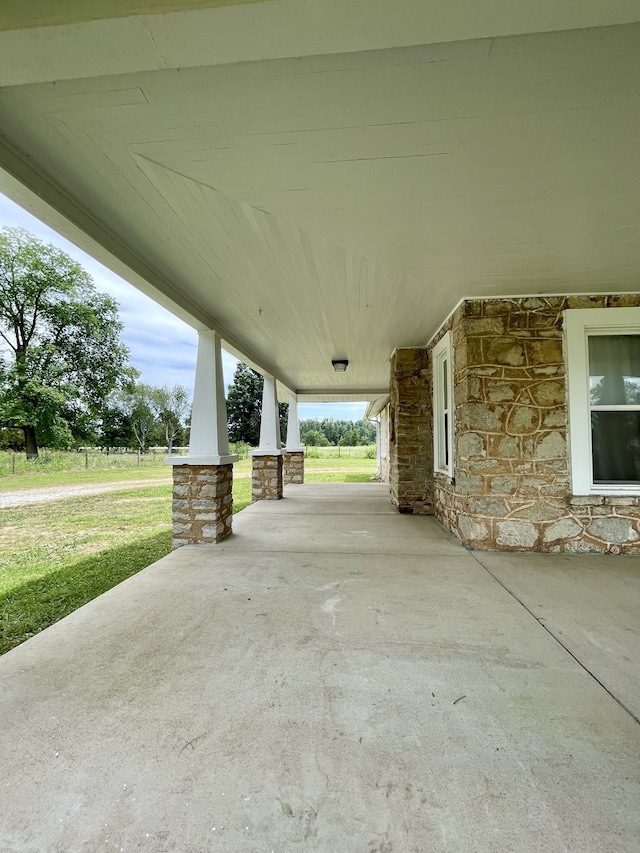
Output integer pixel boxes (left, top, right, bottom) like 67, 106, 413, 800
0, 470, 377, 655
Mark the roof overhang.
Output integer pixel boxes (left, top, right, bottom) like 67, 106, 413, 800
364, 396, 391, 420
0, 1, 638, 400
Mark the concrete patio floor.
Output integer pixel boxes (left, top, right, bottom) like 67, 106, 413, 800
1, 482, 639, 852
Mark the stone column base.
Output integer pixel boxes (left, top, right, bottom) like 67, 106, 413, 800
252, 453, 284, 501
284, 450, 305, 484
171, 463, 234, 548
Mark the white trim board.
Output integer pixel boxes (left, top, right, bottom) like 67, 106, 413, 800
565, 307, 640, 495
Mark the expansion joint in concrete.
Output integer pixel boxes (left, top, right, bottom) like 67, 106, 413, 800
470, 550, 640, 727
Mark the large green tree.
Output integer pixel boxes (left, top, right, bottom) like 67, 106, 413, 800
303, 429, 330, 447
99, 383, 190, 452
0, 227, 131, 458
226, 362, 287, 446
99, 400, 137, 450
117, 383, 157, 454
149, 384, 190, 453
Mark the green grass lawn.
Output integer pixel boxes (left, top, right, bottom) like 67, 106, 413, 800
0, 459, 377, 655
0, 450, 375, 492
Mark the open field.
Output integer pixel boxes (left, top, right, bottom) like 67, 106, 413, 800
0, 448, 172, 479
0, 447, 375, 492
0, 457, 378, 655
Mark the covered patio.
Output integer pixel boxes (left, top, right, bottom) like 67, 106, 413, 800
1, 2, 639, 845
1, 483, 639, 850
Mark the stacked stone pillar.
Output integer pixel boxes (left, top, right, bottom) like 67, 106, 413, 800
166, 330, 237, 547
252, 453, 284, 500
251, 372, 284, 501
172, 463, 234, 547
284, 450, 304, 484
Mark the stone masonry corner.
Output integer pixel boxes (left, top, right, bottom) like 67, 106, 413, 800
388, 347, 434, 515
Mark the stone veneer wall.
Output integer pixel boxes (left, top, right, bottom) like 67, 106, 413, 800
252, 454, 284, 500
430, 294, 640, 554
171, 464, 234, 548
283, 451, 304, 485
388, 348, 433, 514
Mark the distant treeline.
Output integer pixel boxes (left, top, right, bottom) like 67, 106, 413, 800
300, 418, 376, 447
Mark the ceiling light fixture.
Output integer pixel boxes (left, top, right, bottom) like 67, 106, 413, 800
332, 359, 349, 372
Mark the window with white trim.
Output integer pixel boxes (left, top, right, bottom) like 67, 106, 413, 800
565, 307, 640, 495
432, 330, 454, 477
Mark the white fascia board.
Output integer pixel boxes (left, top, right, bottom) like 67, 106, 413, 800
2, 1, 640, 86
296, 390, 389, 402
365, 396, 390, 420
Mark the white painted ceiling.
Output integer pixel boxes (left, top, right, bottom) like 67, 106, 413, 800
0, 1, 638, 399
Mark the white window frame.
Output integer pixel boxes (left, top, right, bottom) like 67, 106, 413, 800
565, 307, 640, 495
432, 330, 454, 478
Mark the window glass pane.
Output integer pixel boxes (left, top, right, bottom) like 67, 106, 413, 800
443, 412, 449, 466
589, 335, 640, 406
442, 358, 448, 407
591, 411, 640, 483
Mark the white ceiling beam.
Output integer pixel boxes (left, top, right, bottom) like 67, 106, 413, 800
1, 0, 639, 86
0, 1, 270, 32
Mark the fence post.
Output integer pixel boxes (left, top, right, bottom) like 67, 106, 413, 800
12, 452, 16, 475
137, 449, 141, 468
85, 448, 89, 469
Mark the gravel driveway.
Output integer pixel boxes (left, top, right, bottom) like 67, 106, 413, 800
0, 467, 372, 509
0, 478, 171, 508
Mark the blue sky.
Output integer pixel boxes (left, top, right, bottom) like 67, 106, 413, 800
0, 193, 366, 421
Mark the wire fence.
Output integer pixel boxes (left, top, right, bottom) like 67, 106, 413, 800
0, 448, 176, 477
0, 443, 376, 477
303, 445, 376, 459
